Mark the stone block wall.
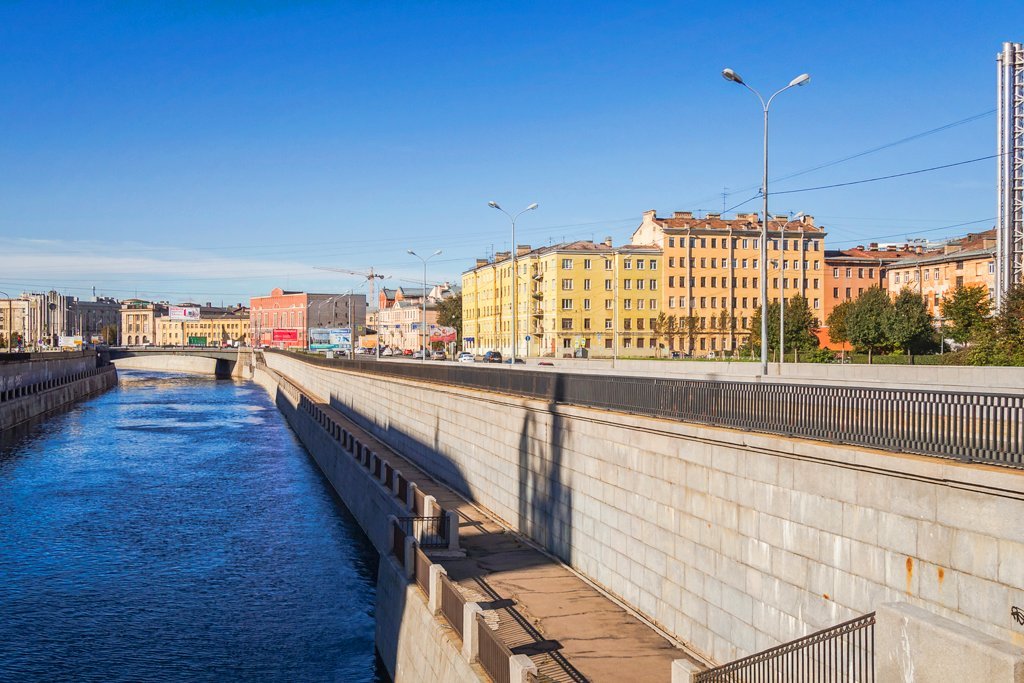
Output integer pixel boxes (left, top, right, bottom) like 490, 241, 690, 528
264, 352, 1024, 666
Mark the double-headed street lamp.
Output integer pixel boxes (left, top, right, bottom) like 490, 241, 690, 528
722, 67, 810, 374
488, 201, 538, 364
407, 249, 442, 361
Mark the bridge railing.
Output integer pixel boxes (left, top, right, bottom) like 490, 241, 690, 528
695, 611, 876, 683
269, 349, 1024, 468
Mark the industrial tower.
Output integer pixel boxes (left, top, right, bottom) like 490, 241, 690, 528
997, 41, 1024, 305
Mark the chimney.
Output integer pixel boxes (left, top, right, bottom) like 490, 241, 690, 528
672, 211, 693, 219
495, 251, 511, 261
476, 258, 488, 268
801, 214, 815, 226
604, 236, 613, 247
706, 212, 721, 220
643, 209, 657, 222
516, 244, 532, 257
856, 245, 864, 251
868, 243, 878, 251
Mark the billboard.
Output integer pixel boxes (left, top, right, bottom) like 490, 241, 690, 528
59, 335, 83, 349
309, 328, 351, 350
272, 329, 299, 342
430, 326, 458, 343
168, 306, 201, 321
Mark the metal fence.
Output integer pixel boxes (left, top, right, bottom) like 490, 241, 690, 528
270, 350, 1024, 467
398, 515, 448, 548
696, 612, 876, 683
390, 519, 405, 563
477, 612, 513, 683
415, 547, 431, 594
440, 574, 465, 639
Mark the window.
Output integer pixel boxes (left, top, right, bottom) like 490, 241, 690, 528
561, 279, 573, 290
637, 319, 645, 330
650, 259, 657, 269
624, 280, 632, 290
583, 318, 591, 330
669, 296, 676, 308
583, 259, 592, 270
637, 299, 645, 310
668, 276, 675, 288
561, 298, 573, 310
668, 237, 675, 247
636, 279, 644, 290
668, 257, 675, 268
846, 268, 852, 278
700, 297, 707, 308
561, 318, 573, 330
868, 268, 874, 279
624, 319, 632, 330
833, 267, 840, 278
624, 260, 632, 270
605, 319, 612, 329
637, 338, 645, 348
845, 288, 851, 299
956, 276, 964, 287
623, 338, 632, 348
562, 259, 573, 269
624, 299, 632, 310
563, 338, 572, 348
711, 238, 717, 249
605, 279, 612, 290
604, 260, 613, 271
583, 299, 591, 310
637, 260, 645, 270
583, 279, 591, 290
989, 261, 996, 274
650, 299, 657, 310
605, 299, 613, 310
605, 338, 613, 349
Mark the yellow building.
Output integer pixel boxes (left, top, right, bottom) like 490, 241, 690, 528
632, 210, 826, 356
885, 230, 996, 316
462, 240, 664, 358
155, 308, 251, 346
120, 299, 166, 346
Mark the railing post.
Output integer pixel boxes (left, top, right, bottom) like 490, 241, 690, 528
671, 659, 702, 683
392, 469, 403, 497
424, 494, 437, 518
406, 482, 418, 512
428, 564, 447, 616
509, 654, 538, 683
403, 536, 416, 580
462, 602, 482, 662
446, 510, 460, 551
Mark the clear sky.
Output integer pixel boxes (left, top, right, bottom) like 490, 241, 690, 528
0, 1, 1016, 303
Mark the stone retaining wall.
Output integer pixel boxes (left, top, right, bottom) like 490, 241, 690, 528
264, 351, 1024, 666
0, 361, 116, 432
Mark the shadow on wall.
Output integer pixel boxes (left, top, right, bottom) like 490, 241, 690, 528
518, 373, 573, 564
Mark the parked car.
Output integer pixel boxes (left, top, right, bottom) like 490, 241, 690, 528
481, 351, 503, 363
402, 349, 414, 356
503, 358, 526, 364
381, 348, 394, 357
411, 349, 428, 359
431, 350, 447, 361
457, 351, 475, 363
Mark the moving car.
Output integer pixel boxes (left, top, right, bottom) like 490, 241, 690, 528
481, 351, 503, 363
431, 350, 447, 361
457, 351, 474, 363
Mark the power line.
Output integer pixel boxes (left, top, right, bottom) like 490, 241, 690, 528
772, 154, 999, 196
827, 217, 996, 246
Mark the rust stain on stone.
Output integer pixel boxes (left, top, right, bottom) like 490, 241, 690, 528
937, 567, 945, 584
823, 593, 830, 601
905, 557, 914, 594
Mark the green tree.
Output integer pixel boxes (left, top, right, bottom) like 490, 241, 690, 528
846, 286, 892, 360
940, 285, 989, 344
783, 294, 820, 355
99, 324, 118, 345
749, 302, 782, 356
826, 299, 855, 347
967, 282, 1024, 366
887, 288, 934, 353
435, 292, 463, 345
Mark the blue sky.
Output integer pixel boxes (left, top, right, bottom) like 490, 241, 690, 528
0, 1, 1015, 303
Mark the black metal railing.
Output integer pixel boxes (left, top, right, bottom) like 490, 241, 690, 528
398, 515, 448, 548
696, 612, 876, 683
440, 574, 465, 639
269, 350, 1024, 468
477, 612, 513, 683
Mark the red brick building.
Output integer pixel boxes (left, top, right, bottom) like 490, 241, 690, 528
249, 287, 366, 349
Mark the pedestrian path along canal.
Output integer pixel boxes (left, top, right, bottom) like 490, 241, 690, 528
0, 369, 387, 682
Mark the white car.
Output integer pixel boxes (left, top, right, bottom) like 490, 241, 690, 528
381, 348, 394, 357
457, 351, 475, 363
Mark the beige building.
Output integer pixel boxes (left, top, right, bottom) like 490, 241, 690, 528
120, 299, 166, 346
631, 210, 826, 356
462, 240, 663, 358
885, 230, 997, 316
155, 308, 250, 346
0, 299, 31, 349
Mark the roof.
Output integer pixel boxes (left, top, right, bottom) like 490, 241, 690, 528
464, 239, 663, 274
887, 246, 996, 269
824, 248, 927, 264
643, 210, 825, 234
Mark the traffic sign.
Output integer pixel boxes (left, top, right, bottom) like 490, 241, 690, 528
525, 335, 532, 341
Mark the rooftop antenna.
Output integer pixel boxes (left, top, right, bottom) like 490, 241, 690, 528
722, 187, 729, 213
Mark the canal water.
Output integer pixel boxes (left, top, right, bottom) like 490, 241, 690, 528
0, 370, 388, 682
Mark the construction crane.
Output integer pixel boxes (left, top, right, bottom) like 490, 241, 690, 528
313, 266, 387, 305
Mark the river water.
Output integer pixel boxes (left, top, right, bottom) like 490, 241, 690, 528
0, 370, 387, 682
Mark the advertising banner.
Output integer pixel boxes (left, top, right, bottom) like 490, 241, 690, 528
430, 326, 458, 343
309, 328, 351, 350
58, 335, 83, 349
272, 328, 298, 342
168, 305, 201, 321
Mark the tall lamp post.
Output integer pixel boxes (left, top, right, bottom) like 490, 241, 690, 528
722, 67, 810, 374
0, 291, 11, 352
487, 201, 538, 363
774, 212, 805, 363
407, 249, 442, 361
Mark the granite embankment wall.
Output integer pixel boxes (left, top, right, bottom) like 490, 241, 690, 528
112, 352, 251, 378
0, 351, 117, 431
251, 364, 481, 683
264, 351, 1024, 667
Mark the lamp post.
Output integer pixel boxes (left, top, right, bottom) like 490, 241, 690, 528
488, 201, 538, 363
722, 67, 810, 374
774, 211, 805, 363
407, 249, 442, 361
0, 291, 11, 352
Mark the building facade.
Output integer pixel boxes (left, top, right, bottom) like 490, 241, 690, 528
120, 299, 167, 346
154, 304, 250, 346
823, 246, 924, 321
884, 231, 997, 317
631, 210, 826, 356
462, 240, 664, 358
0, 299, 31, 349
249, 288, 367, 349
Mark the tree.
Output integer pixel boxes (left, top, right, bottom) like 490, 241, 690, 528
749, 302, 782, 356
826, 300, 854, 347
887, 288, 934, 353
940, 285, 989, 344
967, 282, 1024, 366
100, 324, 118, 345
654, 312, 669, 356
846, 286, 892, 359
435, 292, 463, 345
666, 314, 678, 353
783, 294, 820, 354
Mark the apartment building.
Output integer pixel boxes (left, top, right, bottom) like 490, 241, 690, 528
885, 230, 997, 316
461, 240, 663, 358
120, 299, 167, 346
631, 210, 826, 356
155, 304, 250, 346
823, 245, 923, 321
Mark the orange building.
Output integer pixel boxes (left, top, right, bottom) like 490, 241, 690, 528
631, 210, 825, 356
823, 245, 923, 322
249, 287, 367, 349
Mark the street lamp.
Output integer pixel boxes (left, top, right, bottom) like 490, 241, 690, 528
0, 291, 11, 352
774, 211, 805, 363
407, 249, 442, 361
722, 67, 810, 374
488, 201, 538, 364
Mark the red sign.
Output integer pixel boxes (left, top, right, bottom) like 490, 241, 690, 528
272, 328, 299, 342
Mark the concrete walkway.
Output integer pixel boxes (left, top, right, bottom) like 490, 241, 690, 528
302, 382, 702, 682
